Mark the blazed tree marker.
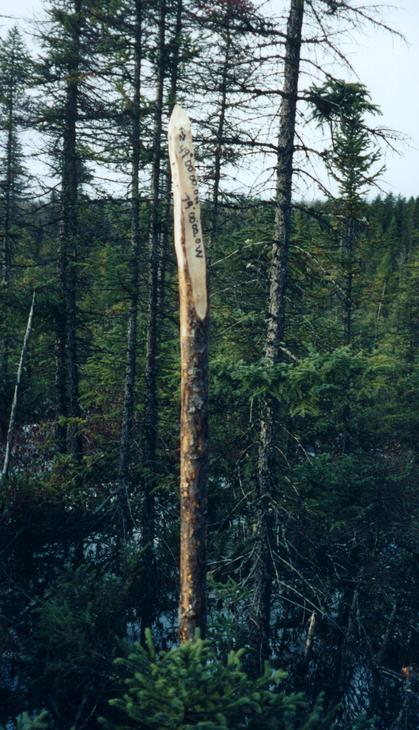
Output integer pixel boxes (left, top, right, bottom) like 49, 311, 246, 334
168, 105, 209, 642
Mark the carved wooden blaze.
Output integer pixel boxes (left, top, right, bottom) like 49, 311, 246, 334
168, 105, 209, 642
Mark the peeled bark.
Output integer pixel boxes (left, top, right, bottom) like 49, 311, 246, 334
252, 0, 304, 672
304, 610, 316, 660
169, 105, 209, 642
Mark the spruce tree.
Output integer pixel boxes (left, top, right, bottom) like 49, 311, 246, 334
0, 27, 31, 426
309, 79, 383, 346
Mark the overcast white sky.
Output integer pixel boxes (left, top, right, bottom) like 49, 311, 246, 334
1, 0, 418, 198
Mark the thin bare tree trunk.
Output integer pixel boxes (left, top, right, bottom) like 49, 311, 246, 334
375, 599, 397, 666
2, 89, 14, 289
169, 105, 209, 642
342, 217, 356, 453
117, 0, 143, 544
1, 55, 16, 421
337, 587, 359, 703
56, 0, 82, 460
158, 0, 183, 315
252, 0, 304, 672
167, 0, 182, 113
343, 218, 356, 346
1, 292, 35, 484
294, 609, 317, 690
55, 310, 68, 453
210, 4, 232, 245
304, 610, 317, 661
141, 0, 166, 637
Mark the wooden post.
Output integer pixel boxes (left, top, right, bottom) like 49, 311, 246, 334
1, 291, 35, 485
168, 105, 209, 642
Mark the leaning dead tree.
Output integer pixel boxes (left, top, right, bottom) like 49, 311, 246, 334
252, 0, 305, 672
1, 291, 35, 485
168, 105, 209, 642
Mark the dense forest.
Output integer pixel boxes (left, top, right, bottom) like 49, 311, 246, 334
0, 0, 418, 728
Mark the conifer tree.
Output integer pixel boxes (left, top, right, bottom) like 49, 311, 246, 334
37, 0, 104, 458
192, 0, 259, 245
157, 0, 184, 311
252, 0, 305, 673
38, 0, 80, 456
0, 27, 29, 288
0, 27, 31, 419
117, 0, 145, 544
141, 0, 168, 637
309, 79, 383, 346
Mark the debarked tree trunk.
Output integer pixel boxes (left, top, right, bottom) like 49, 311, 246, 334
168, 105, 209, 642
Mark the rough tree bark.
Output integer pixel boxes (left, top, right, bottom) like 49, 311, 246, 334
56, 0, 83, 459
1, 30, 23, 421
343, 217, 356, 347
342, 217, 356, 452
141, 0, 167, 636
168, 104, 209, 642
1, 63, 15, 424
158, 0, 183, 314
2, 72, 14, 290
251, 0, 304, 672
117, 0, 143, 544
210, 2, 233, 245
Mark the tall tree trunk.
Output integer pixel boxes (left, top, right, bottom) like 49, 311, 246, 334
141, 0, 167, 637
1, 61, 16, 411
117, 0, 143, 544
167, 0, 182, 113
168, 104, 209, 642
210, 4, 232, 245
342, 215, 356, 453
251, 0, 304, 673
343, 217, 355, 346
57, 0, 83, 460
337, 587, 359, 705
158, 0, 183, 314
2, 91, 14, 289
55, 309, 68, 454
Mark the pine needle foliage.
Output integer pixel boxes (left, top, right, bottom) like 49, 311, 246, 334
0, 711, 50, 730
103, 630, 338, 729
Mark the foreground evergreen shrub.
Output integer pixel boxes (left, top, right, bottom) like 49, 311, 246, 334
103, 631, 337, 729
0, 711, 50, 730
30, 564, 126, 727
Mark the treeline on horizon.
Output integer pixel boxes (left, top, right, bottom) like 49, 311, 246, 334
0, 1, 418, 729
